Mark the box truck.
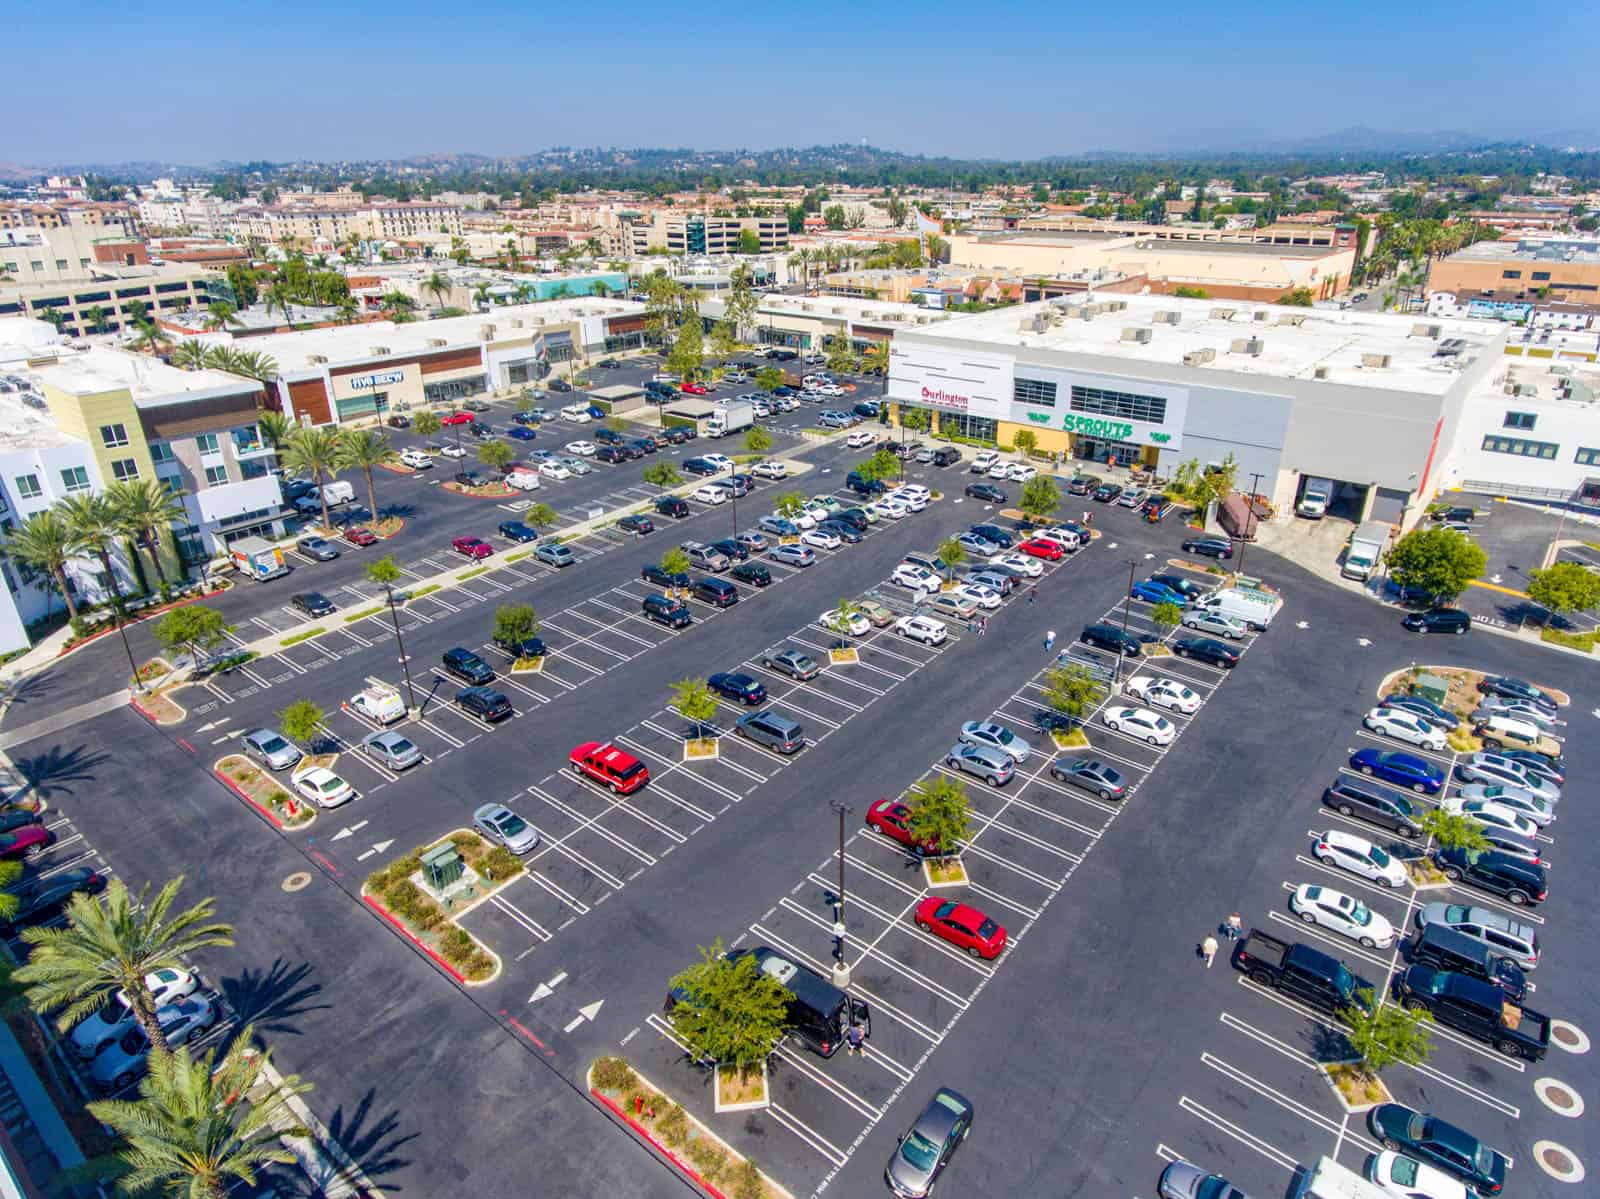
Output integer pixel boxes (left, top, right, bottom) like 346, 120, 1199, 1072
1342, 520, 1390, 581
230, 536, 290, 581
707, 399, 753, 438
1297, 476, 1334, 519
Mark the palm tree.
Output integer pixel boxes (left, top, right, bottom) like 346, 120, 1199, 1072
36, 309, 68, 334
231, 350, 278, 382
129, 320, 169, 357
265, 281, 294, 325
472, 282, 493, 311
583, 236, 603, 258
1, 510, 80, 619
279, 427, 342, 530
203, 344, 246, 374
423, 271, 451, 311
84, 305, 109, 334
86, 1025, 308, 1199
337, 428, 392, 521
108, 478, 186, 587
16, 876, 233, 1056
202, 301, 239, 332
255, 410, 294, 454
59, 492, 128, 607
170, 340, 208, 370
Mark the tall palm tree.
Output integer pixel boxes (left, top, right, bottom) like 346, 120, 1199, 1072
84, 305, 109, 334
16, 876, 233, 1056
337, 428, 392, 522
255, 410, 294, 454
59, 492, 128, 607
202, 301, 239, 332
583, 236, 603, 259
86, 1025, 308, 1199
265, 281, 294, 326
107, 478, 186, 587
170, 340, 208, 370
472, 282, 493, 311
130, 320, 169, 357
1, 510, 80, 619
333, 296, 359, 324
231, 350, 278, 382
423, 271, 451, 311
202, 344, 246, 374
279, 427, 342, 530
37, 309, 68, 334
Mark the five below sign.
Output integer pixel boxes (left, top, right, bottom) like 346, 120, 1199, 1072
350, 369, 405, 391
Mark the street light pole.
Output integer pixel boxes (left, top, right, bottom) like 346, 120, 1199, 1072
828, 799, 852, 988
385, 585, 419, 716
1115, 559, 1136, 689
1236, 471, 1264, 578
114, 602, 145, 695
728, 461, 739, 539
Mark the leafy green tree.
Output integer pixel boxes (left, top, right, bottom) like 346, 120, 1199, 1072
336, 428, 393, 519
906, 775, 971, 858
822, 204, 847, 231
277, 699, 325, 748
1011, 429, 1038, 457
775, 491, 807, 519
900, 406, 931, 433
16, 877, 233, 1056
279, 427, 343, 530
660, 547, 691, 579
1043, 663, 1105, 729
1386, 528, 1487, 602
826, 337, 858, 375
825, 598, 860, 636
856, 448, 899, 484
85, 1025, 309, 1198
1174, 285, 1210, 299
1342, 988, 1433, 1075
735, 228, 761, 254
1277, 287, 1315, 307
670, 677, 720, 740
2, 510, 81, 619
1019, 475, 1061, 523
755, 366, 784, 393
666, 313, 704, 381
1150, 601, 1182, 629
493, 603, 540, 655
366, 555, 401, 589
643, 461, 682, 489
477, 440, 516, 474
1525, 561, 1600, 619
411, 410, 443, 438
1419, 808, 1491, 855
154, 605, 231, 667
937, 536, 966, 581
523, 502, 559, 532
667, 938, 792, 1070
744, 425, 773, 455
709, 320, 739, 362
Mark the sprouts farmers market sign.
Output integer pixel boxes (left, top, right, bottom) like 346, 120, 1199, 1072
1026, 409, 1180, 450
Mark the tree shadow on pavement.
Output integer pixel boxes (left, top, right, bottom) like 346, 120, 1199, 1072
218, 958, 331, 1038
1305, 1019, 1355, 1065
10, 742, 110, 803
0, 670, 56, 715
321, 1089, 415, 1192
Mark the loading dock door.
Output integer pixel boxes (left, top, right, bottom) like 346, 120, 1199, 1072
1370, 487, 1408, 523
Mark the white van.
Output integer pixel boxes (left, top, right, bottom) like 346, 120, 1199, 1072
1191, 586, 1282, 631
322, 480, 355, 506
505, 468, 541, 492
560, 402, 592, 423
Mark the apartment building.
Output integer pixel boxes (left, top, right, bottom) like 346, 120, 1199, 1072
0, 201, 142, 235
232, 202, 464, 248
1443, 355, 1600, 505
0, 265, 218, 337
1, 225, 151, 285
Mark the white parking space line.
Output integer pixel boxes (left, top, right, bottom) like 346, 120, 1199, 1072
519, 868, 592, 916
1176, 1097, 1301, 1173
748, 924, 943, 1044
490, 894, 552, 943
527, 784, 658, 867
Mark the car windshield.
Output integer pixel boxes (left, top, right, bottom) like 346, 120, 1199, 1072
1368, 843, 1392, 867
899, 1130, 941, 1172
1474, 1146, 1497, 1174
993, 728, 1015, 745
499, 813, 528, 837
1350, 901, 1371, 925
260, 735, 289, 753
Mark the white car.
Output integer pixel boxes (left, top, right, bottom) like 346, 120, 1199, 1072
399, 448, 433, 469
559, 404, 591, 423
1101, 705, 1176, 746
1313, 829, 1408, 888
995, 552, 1044, 578
1366, 1151, 1470, 1199
897, 484, 931, 503
538, 460, 572, 480
751, 460, 788, 479
90, 996, 217, 1093
971, 450, 1001, 473
820, 608, 870, 636
847, 430, 876, 448
953, 583, 1002, 610
819, 383, 844, 397
987, 461, 1011, 478
565, 440, 596, 456
692, 484, 728, 505
69, 968, 200, 1059
439, 444, 467, 459
1363, 707, 1447, 752
872, 498, 907, 520
1035, 526, 1081, 550
292, 766, 355, 809
894, 614, 948, 645
701, 453, 734, 471
349, 683, 405, 725
885, 488, 927, 512
505, 470, 540, 491
892, 563, 942, 594
1438, 797, 1541, 837
802, 528, 841, 550
1005, 462, 1037, 482
1289, 883, 1396, 949
1455, 782, 1557, 825
800, 502, 833, 525
1181, 610, 1247, 639
1124, 676, 1201, 715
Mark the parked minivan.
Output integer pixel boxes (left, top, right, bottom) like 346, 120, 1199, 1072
1409, 921, 1528, 1002
641, 593, 692, 628
682, 542, 731, 572
691, 577, 739, 608
734, 710, 805, 754
1416, 902, 1539, 970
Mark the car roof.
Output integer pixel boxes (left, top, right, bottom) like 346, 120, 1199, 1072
1325, 828, 1373, 851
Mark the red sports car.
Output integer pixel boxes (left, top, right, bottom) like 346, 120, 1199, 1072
680, 381, 709, 395
1017, 537, 1064, 561
440, 411, 475, 426
0, 825, 54, 861
344, 527, 378, 546
451, 536, 494, 559
865, 798, 940, 857
914, 896, 1006, 959
569, 742, 650, 794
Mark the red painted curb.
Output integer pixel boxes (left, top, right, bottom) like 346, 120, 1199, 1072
129, 696, 158, 723
362, 895, 468, 984
56, 587, 229, 659
591, 1088, 730, 1199
376, 517, 406, 540
212, 767, 286, 829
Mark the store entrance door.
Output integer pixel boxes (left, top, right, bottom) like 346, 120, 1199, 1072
1074, 436, 1150, 467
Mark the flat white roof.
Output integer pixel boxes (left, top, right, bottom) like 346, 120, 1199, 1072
897, 294, 1504, 395
28, 345, 251, 405
728, 293, 951, 326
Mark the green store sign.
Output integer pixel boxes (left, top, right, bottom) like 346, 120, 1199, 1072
1060, 413, 1135, 440
1026, 412, 1051, 424
1149, 431, 1171, 444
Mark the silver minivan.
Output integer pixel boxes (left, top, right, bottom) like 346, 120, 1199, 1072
1416, 902, 1539, 970
683, 542, 731, 572
243, 728, 302, 771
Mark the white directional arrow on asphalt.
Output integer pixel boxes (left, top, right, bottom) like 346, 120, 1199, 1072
1296, 620, 1310, 629
529, 971, 568, 1004
355, 839, 395, 862
1591, 708, 1600, 720
1144, 552, 1155, 560
563, 999, 604, 1033
1490, 573, 1504, 584
196, 718, 234, 733
1108, 542, 1119, 549
1357, 637, 1372, 647
331, 821, 368, 842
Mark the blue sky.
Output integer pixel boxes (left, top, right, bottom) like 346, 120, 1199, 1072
11, 0, 1597, 165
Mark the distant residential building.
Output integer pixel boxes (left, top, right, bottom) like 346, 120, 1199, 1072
0, 265, 218, 336
622, 213, 788, 255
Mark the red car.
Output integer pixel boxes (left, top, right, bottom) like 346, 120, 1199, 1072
345, 526, 378, 547
914, 896, 1006, 960
865, 798, 940, 857
680, 381, 708, 395
451, 536, 494, 560
1017, 537, 1064, 561
0, 825, 53, 861
440, 411, 475, 426
569, 742, 650, 794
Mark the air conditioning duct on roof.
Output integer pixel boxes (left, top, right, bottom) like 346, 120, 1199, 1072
368, 345, 390, 356
1412, 322, 1443, 339
425, 338, 446, 348
1361, 353, 1392, 369
1230, 338, 1264, 356
307, 354, 328, 365
479, 325, 496, 339
1122, 327, 1153, 344
1183, 348, 1216, 366
1276, 313, 1306, 327
1314, 365, 1329, 380
1153, 310, 1181, 325
1253, 309, 1271, 322
1210, 307, 1238, 321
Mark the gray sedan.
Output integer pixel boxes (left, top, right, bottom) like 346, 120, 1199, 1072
243, 728, 302, 771
474, 802, 540, 854
958, 720, 1032, 763
535, 542, 576, 567
885, 1087, 973, 1198
362, 730, 423, 771
944, 742, 1014, 788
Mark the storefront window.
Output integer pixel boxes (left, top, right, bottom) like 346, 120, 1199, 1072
604, 332, 643, 352
935, 411, 997, 443
423, 376, 488, 405
336, 393, 385, 422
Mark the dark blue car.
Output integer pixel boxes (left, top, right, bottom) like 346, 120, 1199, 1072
506, 425, 537, 441
1130, 580, 1188, 607
1350, 748, 1444, 794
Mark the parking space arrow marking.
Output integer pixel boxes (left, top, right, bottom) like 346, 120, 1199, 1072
1144, 552, 1155, 559
1490, 574, 1503, 583
1108, 542, 1118, 549
196, 718, 233, 732
1357, 637, 1372, 647
563, 1000, 604, 1032
1296, 620, 1309, 629
530, 983, 553, 1002
331, 821, 368, 842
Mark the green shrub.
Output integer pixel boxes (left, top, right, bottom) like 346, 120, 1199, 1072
411, 904, 445, 932
480, 846, 522, 883
447, 831, 478, 853
688, 1140, 725, 1184
731, 1158, 764, 1199
385, 879, 426, 920
439, 927, 476, 965
656, 1104, 688, 1147
592, 1056, 637, 1091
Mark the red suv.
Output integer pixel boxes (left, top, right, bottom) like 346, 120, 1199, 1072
569, 742, 650, 794
680, 381, 708, 395
865, 798, 940, 856
451, 536, 494, 559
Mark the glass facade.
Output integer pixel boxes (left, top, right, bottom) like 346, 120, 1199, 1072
1013, 378, 1058, 408
935, 411, 998, 443
1070, 384, 1168, 425
424, 375, 488, 405
1481, 435, 1558, 459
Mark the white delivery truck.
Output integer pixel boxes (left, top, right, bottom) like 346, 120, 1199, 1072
1287, 1156, 1395, 1199
1192, 584, 1282, 631
1342, 520, 1390, 581
322, 480, 355, 506
1297, 476, 1335, 519
707, 399, 753, 438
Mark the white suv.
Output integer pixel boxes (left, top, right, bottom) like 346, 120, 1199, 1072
894, 614, 948, 644
400, 447, 433, 469
892, 563, 941, 594
970, 450, 1000, 473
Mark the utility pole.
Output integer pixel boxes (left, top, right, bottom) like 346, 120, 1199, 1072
1115, 559, 1137, 689
1236, 471, 1264, 578
828, 800, 852, 988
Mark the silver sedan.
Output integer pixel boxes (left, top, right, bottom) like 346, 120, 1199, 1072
958, 720, 1033, 763
474, 802, 541, 854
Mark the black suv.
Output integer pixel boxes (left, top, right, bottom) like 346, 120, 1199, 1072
655, 496, 691, 519
595, 446, 630, 464
969, 523, 1013, 549
1081, 624, 1142, 656
932, 448, 961, 467
641, 594, 692, 628
594, 428, 626, 446
730, 561, 771, 587
1322, 777, 1420, 838
846, 471, 887, 495
442, 646, 495, 685
710, 538, 749, 562
1435, 847, 1547, 907
1402, 607, 1471, 635
1092, 482, 1123, 503
641, 563, 690, 589
456, 686, 513, 722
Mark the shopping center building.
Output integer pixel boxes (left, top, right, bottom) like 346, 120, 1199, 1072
887, 294, 1506, 527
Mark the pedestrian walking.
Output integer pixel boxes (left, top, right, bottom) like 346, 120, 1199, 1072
1029, 585, 1038, 604
846, 1022, 865, 1057
1223, 913, 1244, 941
1201, 934, 1219, 968
1044, 629, 1056, 652
967, 617, 977, 634
979, 615, 988, 636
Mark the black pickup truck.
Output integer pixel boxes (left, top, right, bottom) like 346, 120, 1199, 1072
1231, 929, 1376, 1014
1396, 965, 1550, 1061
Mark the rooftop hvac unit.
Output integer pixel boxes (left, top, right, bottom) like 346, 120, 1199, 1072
1549, 363, 1573, 376
1253, 309, 1271, 322
1230, 338, 1264, 356
1361, 353, 1392, 369
425, 338, 447, 348
509, 319, 525, 329
1434, 338, 1467, 357
1105, 300, 1127, 312
1079, 303, 1104, 320
1182, 348, 1216, 366
1411, 322, 1443, 339
368, 345, 390, 356
1121, 327, 1153, 344
1153, 310, 1181, 325
1210, 307, 1238, 321
307, 354, 328, 365
1515, 383, 1539, 396
1313, 365, 1329, 380
478, 324, 497, 339
1275, 313, 1307, 327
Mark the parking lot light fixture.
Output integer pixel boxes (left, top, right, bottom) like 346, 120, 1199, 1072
1116, 560, 1137, 688
829, 800, 852, 988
